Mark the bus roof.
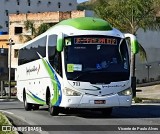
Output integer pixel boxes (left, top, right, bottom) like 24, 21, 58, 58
56, 17, 113, 31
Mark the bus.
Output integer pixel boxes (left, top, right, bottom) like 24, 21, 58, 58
16, 17, 139, 116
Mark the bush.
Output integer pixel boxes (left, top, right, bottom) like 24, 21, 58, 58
150, 78, 154, 82
136, 79, 140, 84
133, 97, 142, 103
0, 112, 16, 134
142, 78, 147, 83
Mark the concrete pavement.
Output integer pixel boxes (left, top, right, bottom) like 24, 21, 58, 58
136, 84, 160, 101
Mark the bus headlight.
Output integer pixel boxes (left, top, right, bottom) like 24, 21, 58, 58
63, 88, 81, 96
118, 87, 132, 96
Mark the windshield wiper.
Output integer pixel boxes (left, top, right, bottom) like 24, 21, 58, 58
73, 69, 107, 81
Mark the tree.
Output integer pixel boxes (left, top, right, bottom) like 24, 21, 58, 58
94, 0, 160, 96
19, 20, 54, 43
77, 0, 94, 10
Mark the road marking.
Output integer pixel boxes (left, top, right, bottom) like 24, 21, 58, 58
0, 110, 49, 134
0, 110, 14, 115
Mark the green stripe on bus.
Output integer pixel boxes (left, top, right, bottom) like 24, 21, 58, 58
27, 93, 46, 105
41, 58, 59, 106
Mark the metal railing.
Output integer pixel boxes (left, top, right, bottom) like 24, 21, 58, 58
0, 81, 17, 99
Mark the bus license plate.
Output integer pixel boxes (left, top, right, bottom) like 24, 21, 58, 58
94, 100, 106, 104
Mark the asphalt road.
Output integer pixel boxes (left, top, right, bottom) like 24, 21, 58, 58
0, 100, 160, 134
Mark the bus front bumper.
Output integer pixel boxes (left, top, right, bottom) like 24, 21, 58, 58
61, 94, 132, 108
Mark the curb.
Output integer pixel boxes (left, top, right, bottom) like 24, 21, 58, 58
3, 112, 48, 134
132, 97, 160, 104
142, 100, 160, 103
0, 112, 18, 134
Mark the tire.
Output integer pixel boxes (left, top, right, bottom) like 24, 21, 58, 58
49, 105, 59, 116
101, 108, 112, 117
48, 94, 59, 116
32, 104, 39, 110
23, 91, 32, 111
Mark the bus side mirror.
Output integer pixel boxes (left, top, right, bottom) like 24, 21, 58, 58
57, 32, 64, 52
124, 33, 139, 54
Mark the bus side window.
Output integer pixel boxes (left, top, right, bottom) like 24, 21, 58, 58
48, 35, 62, 77
53, 51, 62, 76
120, 40, 129, 70
18, 36, 46, 65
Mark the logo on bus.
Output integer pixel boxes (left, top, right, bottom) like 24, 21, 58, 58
26, 64, 40, 74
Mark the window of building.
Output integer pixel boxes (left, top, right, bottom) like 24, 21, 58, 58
17, 0, 20, 5
48, 1, 51, 5
5, 10, 8, 16
14, 27, 23, 34
69, 3, 72, 6
16, 11, 19, 15
0, 67, 4, 75
37, 0, 41, 4
58, 2, 61, 8
28, 0, 31, 6
27, 11, 30, 13
5, 21, 8, 27
14, 49, 19, 58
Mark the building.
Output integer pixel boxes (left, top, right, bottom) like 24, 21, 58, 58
0, 0, 77, 32
0, 33, 9, 80
135, 29, 160, 83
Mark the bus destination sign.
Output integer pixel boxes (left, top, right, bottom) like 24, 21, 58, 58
74, 37, 117, 45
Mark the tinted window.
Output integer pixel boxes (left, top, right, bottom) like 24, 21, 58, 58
18, 36, 46, 65
64, 35, 130, 83
48, 35, 62, 76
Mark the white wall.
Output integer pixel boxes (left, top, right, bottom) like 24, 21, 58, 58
135, 29, 160, 82
0, 0, 77, 32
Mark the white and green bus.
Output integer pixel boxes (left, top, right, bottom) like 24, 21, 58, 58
16, 17, 139, 116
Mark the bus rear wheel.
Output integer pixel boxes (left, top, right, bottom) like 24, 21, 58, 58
23, 91, 32, 111
32, 104, 39, 110
101, 108, 112, 117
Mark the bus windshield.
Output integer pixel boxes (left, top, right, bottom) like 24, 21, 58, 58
64, 35, 130, 84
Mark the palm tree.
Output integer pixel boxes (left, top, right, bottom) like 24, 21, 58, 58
19, 20, 54, 43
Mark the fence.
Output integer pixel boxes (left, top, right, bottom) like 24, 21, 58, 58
135, 61, 160, 84
0, 81, 17, 98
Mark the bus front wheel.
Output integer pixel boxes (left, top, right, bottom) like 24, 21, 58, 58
48, 94, 59, 116
49, 105, 59, 116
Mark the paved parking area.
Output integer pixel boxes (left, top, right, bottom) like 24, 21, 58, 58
136, 84, 160, 99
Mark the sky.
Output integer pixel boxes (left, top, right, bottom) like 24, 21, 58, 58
77, 0, 89, 3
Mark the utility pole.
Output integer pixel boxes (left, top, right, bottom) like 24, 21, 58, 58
7, 38, 15, 98
131, 1, 137, 98
145, 65, 151, 82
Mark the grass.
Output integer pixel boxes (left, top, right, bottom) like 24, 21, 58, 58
133, 97, 143, 103
0, 112, 16, 134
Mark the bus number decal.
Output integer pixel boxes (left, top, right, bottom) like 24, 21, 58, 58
73, 82, 80, 86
